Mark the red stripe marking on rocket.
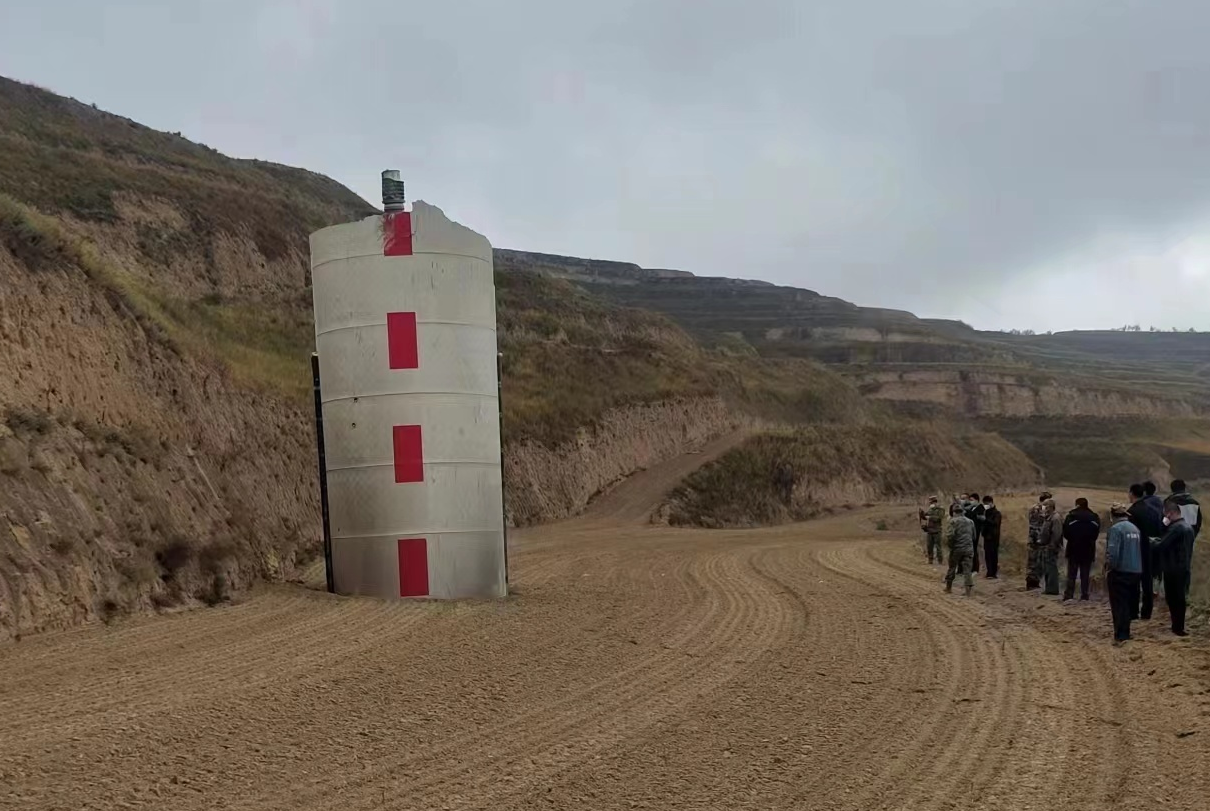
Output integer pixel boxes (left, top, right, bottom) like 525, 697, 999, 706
392, 424, 424, 483
386, 311, 419, 369
397, 538, 429, 597
383, 211, 413, 256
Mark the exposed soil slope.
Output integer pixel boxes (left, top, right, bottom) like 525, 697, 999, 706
2, 452, 1208, 810
662, 424, 1040, 527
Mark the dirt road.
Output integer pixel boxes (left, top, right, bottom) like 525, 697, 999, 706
2, 455, 1209, 809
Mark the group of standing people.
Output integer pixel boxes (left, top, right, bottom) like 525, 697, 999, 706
919, 481, 1202, 645
918, 493, 1003, 596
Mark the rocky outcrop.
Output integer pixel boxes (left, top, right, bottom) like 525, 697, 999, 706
504, 398, 743, 526
854, 369, 1199, 418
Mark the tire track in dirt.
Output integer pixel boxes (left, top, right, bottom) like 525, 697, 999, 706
860, 560, 1027, 808
858, 539, 1130, 810
511, 538, 948, 810
812, 543, 998, 808
766, 542, 949, 806
241, 543, 797, 811
0, 595, 424, 740
3, 609, 453, 782
858, 542, 1078, 809
5, 471, 1210, 810
0, 591, 311, 684
453, 550, 794, 811
226, 547, 716, 809
490, 541, 825, 811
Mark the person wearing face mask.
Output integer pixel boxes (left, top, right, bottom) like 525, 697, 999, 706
1165, 479, 1202, 597
981, 495, 1002, 578
1039, 498, 1065, 596
1154, 501, 1195, 636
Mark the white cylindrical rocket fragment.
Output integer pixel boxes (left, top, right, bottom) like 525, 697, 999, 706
309, 201, 506, 599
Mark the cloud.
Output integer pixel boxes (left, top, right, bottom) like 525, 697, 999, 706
3, 0, 1210, 331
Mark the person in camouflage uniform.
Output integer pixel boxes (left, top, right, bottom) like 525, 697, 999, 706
1039, 498, 1065, 595
1026, 490, 1052, 589
944, 503, 976, 596
919, 495, 946, 564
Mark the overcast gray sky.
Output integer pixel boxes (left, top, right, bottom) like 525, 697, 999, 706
4, 0, 1210, 333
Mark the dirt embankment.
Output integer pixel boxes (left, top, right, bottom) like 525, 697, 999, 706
0, 227, 739, 638
504, 397, 744, 526
661, 424, 1040, 528
0, 238, 323, 641
855, 369, 1198, 418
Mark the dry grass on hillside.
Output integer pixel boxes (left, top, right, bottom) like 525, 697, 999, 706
496, 271, 715, 445
984, 416, 1210, 489
665, 424, 1040, 528
0, 77, 369, 258
497, 270, 878, 447
1, 193, 313, 398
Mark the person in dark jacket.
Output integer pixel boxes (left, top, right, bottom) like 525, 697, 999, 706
1166, 480, 1202, 599
1154, 501, 1196, 636
964, 493, 985, 573
981, 495, 1002, 578
1127, 483, 1163, 620
1062, 497, 1100, 601
1143, 481, 1165, 519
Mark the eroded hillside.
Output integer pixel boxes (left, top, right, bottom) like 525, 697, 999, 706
500, 249, 1210, 486
0, 77, 891, 637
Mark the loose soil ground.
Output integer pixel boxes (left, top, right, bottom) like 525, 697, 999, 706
2, 454, 1209, 810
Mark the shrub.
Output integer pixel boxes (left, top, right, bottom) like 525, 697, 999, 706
198, 537, 236, 575
4, 405, 53, 436
155, 535, 194, 577
50, 536, 77, 556
117, 553, 158, 586
199, 573, 229, 606
151, 589, 179, 610
99, 598, 122, 624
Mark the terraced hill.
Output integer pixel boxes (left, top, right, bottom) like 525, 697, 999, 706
498, 250, 1210, 488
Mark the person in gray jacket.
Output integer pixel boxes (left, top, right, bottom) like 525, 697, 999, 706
1105, 503, 1143, 645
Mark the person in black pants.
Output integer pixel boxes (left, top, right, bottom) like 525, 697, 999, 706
1062, 497, 1101, 601
1105, 503, 1143, 645
964, 493, 985, 574
1127, 483, 1162, 620
980, 495, 1002, 578
1155, 501, 1195, 637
